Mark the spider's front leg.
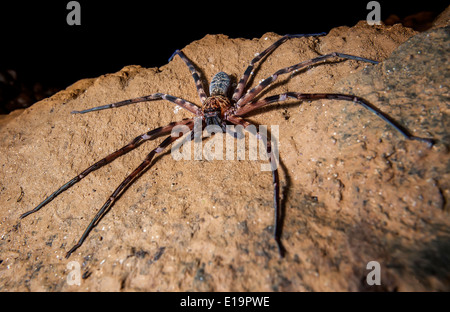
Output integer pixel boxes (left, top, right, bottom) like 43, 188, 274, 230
235, 52, 379, 110
169, 50, 208, 103
232, 33, 326, 102
71, 93, 201, 115
65, 128, 196, 258
227, 115, 284, 257
20, 119, 194, 219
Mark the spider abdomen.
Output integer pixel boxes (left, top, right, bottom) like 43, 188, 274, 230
209, 72, 231, 96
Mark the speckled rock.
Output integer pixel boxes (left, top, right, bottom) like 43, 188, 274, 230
0, 21, 448, 291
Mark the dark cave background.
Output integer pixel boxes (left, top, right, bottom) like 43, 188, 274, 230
0, 0, 447, 114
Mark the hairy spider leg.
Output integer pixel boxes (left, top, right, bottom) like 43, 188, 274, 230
236, 52, 379, 110
227, 115, 284, 257
237, 92, 435, 147
71, 93, 201, 115
169, 50, 208, 103
232, 33, 326, 103
65, 128, 196, 258
20, 119, 195, 220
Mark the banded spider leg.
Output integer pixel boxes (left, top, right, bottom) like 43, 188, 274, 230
65, 128, 196, 258
235, 51, 378, 110
231, 33, 326, 102
71, 93, 201, 115
169, 49, 209, 103
237, 93, 435, 146
19, 118, 195, 220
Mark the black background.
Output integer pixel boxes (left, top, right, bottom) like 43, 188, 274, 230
1, 291, 447, 308
0, 1, 447, 113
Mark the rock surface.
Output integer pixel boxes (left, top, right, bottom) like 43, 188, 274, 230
0, 21, 448, 291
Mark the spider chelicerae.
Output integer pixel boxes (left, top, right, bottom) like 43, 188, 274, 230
20, 33, 434, 259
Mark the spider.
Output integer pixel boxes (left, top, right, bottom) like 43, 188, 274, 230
20, 33, 434, 259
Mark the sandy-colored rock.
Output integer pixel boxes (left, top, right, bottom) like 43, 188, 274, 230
0, 21, 448, 291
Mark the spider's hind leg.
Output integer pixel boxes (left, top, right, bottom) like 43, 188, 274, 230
238, 92, 435, 147
169, 50, 208, 103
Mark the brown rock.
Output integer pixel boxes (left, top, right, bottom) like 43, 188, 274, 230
0, 21, 448, 291
433, 5, 450, 29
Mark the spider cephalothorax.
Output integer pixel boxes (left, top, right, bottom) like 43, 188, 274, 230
21, 34, 434, 259
203, 95, 231, 127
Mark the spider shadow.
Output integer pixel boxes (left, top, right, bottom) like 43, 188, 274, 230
222, 120, 292, 256
261, 125, 292, 257
276, 156, 291, 257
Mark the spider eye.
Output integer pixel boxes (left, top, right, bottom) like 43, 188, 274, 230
209, 72, 230, 96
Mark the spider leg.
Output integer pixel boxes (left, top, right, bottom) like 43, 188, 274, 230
237, 92, 435, 146
236, 52, 378, 110
169, 50, 208, 103
19, 119, 195, 219
65, 129, 195, 258
71, 93, 201, 115
226, 115, 284, 257
232, 33, 326, 102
